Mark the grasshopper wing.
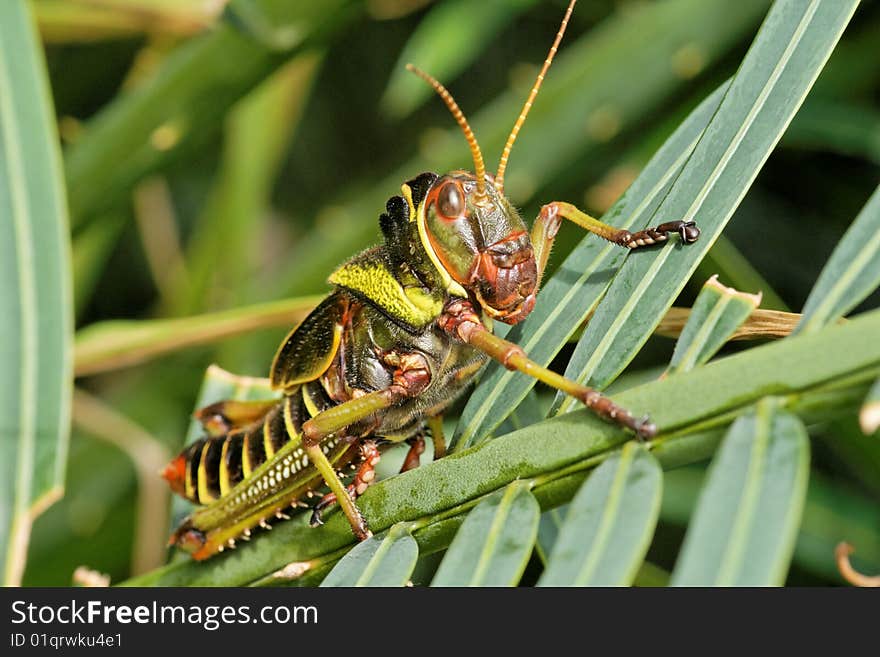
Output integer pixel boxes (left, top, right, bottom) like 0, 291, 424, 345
270, 292, 346, 390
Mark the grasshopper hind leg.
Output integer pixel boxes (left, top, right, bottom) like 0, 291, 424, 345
309, 440, 381, 527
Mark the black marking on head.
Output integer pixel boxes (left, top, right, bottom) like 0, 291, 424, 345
405, 172, 439, 208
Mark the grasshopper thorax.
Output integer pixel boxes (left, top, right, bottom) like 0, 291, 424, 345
420, 171, 537, 324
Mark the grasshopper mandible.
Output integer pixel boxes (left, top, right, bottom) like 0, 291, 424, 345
163, 0, 699, 559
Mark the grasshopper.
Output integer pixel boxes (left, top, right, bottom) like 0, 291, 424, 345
162, 0, 699, 559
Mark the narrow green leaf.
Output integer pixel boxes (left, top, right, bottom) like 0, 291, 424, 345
784, 97, 880, 165
74, 295, 322, 376
667, 275, 761, 375
671, 400, 810, 586
381, 0, 537, 118
633, 562, 670, 587
538, 443, 661, 587
697, 235, 789, 311
496, 389, 544, 437
555, 0, 859, 415
796, 184, 880, 334
431, 482, 539, 586
123, 309, 880, 586
65, 0, 357, 224
535, 505, 567, 566
453, 80, 729, 450
175, 53, 321, 317
860, 377, 880, 436
71, 213, 126, 317
662, 466, 880, 581
320, 523, 418, 587
0, 0, 73, 585
35, 0, 221, 42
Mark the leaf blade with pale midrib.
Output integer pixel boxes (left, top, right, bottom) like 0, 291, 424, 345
538, 443, 662, 586
320, 524, 418, 587
0, 1, 73, 585
554, 0, 860, 415
670, 401, 810, 586
431, 482, 539, 586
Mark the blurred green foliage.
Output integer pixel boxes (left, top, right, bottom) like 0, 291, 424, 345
20, 0, 880, 585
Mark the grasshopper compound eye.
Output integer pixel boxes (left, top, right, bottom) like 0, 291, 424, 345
436, 181, 464, 220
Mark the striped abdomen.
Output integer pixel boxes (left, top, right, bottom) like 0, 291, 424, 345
163, 383, 359, 559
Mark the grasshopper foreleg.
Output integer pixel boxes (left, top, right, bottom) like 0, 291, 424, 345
530, 201, 699, 288
441, 300, 657, 439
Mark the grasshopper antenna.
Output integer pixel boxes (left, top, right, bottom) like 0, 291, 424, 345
495, 0, 576, 194
406, 63, 488, 198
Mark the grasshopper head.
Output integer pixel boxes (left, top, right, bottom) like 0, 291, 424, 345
421, 172, 537, 324
409, 0, 574, 324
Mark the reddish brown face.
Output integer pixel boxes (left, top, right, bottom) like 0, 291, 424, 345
474, 231, 537, 324
421, 173, 539, 325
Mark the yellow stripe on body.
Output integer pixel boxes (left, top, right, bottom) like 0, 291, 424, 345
241, 432, 253, 478
262, 415, 275, 459
197, 442, 217, 504
218, 438, 232, 496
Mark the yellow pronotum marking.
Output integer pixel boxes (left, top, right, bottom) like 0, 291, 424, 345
329, 258, 442, 327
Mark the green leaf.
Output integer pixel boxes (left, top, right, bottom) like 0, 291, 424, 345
71, 212, 125, 318
662, 466, 880, 581
860, 377, 880, 436
796, 184, 880, 334
64, 0, 357, 225
496, 389, 545, 436
535, 505, 567, 566
538, 443, 661, 586
320, 523, 418, 587
0, 0, 73, 585
74, 296, 322, 377
431, 482, 539, 587
122, 308, 880, 586
554, 0, 859, 416
783, 97, 880, 165
174, 54, 321, 318
671, 400, 810, 586
667, 275, 761, 375
697, 235, 789, 311
34, 0, 222, 42
453, 80, 730, 451
381, 0, 537, 118
633, 562, 670, 587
